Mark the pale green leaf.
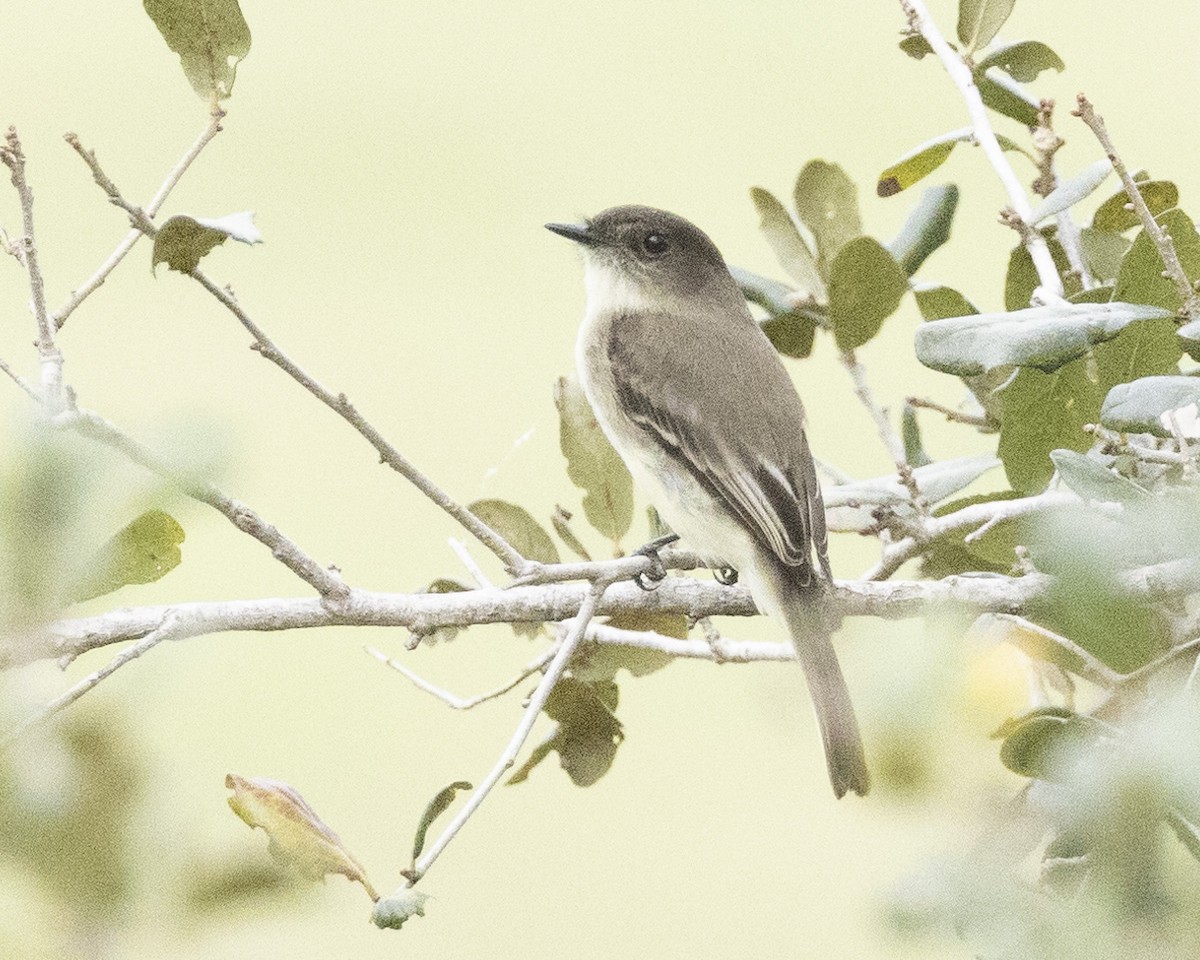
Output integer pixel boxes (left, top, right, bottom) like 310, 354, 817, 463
915, 301, 1173, 376
143, 0, 251, 99
749, 188, 825, 299
976, 67, 1041, 127
1049, 449, 1149, 504
975, 40, 1064, 82
793, 160, 862, 277
553, 377, 633, 543
1079, 228, 1130, 282
1100, 375, 1200, 437
913, 284, 978, 321
886, 185, 960, 275
957, 0, 1016, 51
72, 509, 185, 602
876, 129, 970, 198
732, 266, 822, 359
1029, 160, 1112, 225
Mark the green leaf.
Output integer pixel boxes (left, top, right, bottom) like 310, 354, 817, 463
372, 889, 432, 930
553, 377, 633, 544
152, 212, 262, 274
467, 500, 559, 566
886, 185, 960, 275
410, 781, 472, 864
1028, 160, 1112, 225
793, 160, 862, 277
749, 188, 825, 299
876, 130, 970, 198
914, 301, 1173, 376
899, 34, 934, 59
1100, 375, 1200, 437
828, 237, 908, 351
225, 774, 377, 900
1049, 449, 1149, 504
975, 40, 1065, 82
414, 578, 469, 644
914, 284, 977, 321
1114, 209, 1200, 311
1006, 236, 1079, 310
551, 506, 592, 562
957, 0, 1016, 51
732, 267, 823, 359
996, 362, 1097, 494
1079, 227, 1130, 282
901, 403, 933, 467
72, 509, 185, 602
1068, 284, 1115, 305
1092, 180, 1179, 233
143, 0, 251, 99
976, 68, 1041, 127
995, 708, 1099, 780
508, 678, 623, 787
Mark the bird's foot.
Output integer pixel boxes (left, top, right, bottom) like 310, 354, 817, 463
631, 533, 680, 591
713, 566, 739, 586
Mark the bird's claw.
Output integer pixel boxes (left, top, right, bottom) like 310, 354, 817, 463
632, 533, 680, 592
714, 566, 739, 586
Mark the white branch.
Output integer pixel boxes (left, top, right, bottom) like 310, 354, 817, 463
407, 580, 609, 883
367, 644, 554, 709
900, 0, 1063, 298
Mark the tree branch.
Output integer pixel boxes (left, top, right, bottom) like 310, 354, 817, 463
52, 103, 226, 329
1073, 93, 1200, 321
0, 127, 63, 412
367, 643, 555, 709
405, 579, 610, 884
64, 134, 530, 577
898, 0, 1063, 299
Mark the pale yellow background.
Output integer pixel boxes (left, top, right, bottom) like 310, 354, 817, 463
1, 1, 1197, 957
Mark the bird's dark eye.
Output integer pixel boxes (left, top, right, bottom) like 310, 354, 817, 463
641, 232, 670, 257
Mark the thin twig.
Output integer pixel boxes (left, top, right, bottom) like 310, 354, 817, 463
52, 105, 225, 329
407, 579, 610, 884
57, 407, 349, 601
906, 395, 991, 428
2, 619, 178, 747
841, 350, 928, 512
367, 644, 555, 709
66, 140, 529, 577
862, 490, 1085, 580
448, 538, 494, 589
1074, 93, 1200, 321
1086, 423, 1192, 466
1, 127, 63, 412
898, 0, 1063, 299
977, 613, 1122, 688
0, 355, 40, 401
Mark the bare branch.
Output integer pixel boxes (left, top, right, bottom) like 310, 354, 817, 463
862, 490, 1084, 580
1086, 423, 1193, 466
1, 618, 179, 747
1074, 93, 1200, 321
898, 0, 1063, 298
1, 127, 63, 411
840, 350, 928, 513
367, 644, 555, 709
53, 106, 226, 329
906, 395, 992, 429
57, 407, 349, 601
406, 579, 610, 884
66, 140, 529, 578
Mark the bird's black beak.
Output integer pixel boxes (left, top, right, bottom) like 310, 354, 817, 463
545, 221, 600, 246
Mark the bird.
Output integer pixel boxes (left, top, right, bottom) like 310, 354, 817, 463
546, 205, 869, 798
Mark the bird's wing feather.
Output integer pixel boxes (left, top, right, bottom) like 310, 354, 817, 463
607, 309, 829, 581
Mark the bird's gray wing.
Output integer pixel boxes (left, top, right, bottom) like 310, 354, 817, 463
607, 309, 830, 582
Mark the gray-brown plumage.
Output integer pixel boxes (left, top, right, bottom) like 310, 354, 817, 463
548, 205, 869, 798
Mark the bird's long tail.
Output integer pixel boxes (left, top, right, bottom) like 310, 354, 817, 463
763, 565, 870, 798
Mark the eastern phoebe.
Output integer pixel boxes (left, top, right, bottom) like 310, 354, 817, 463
547, 205, 869, 798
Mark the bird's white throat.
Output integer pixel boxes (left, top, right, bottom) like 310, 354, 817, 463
581, 257, 656, 319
